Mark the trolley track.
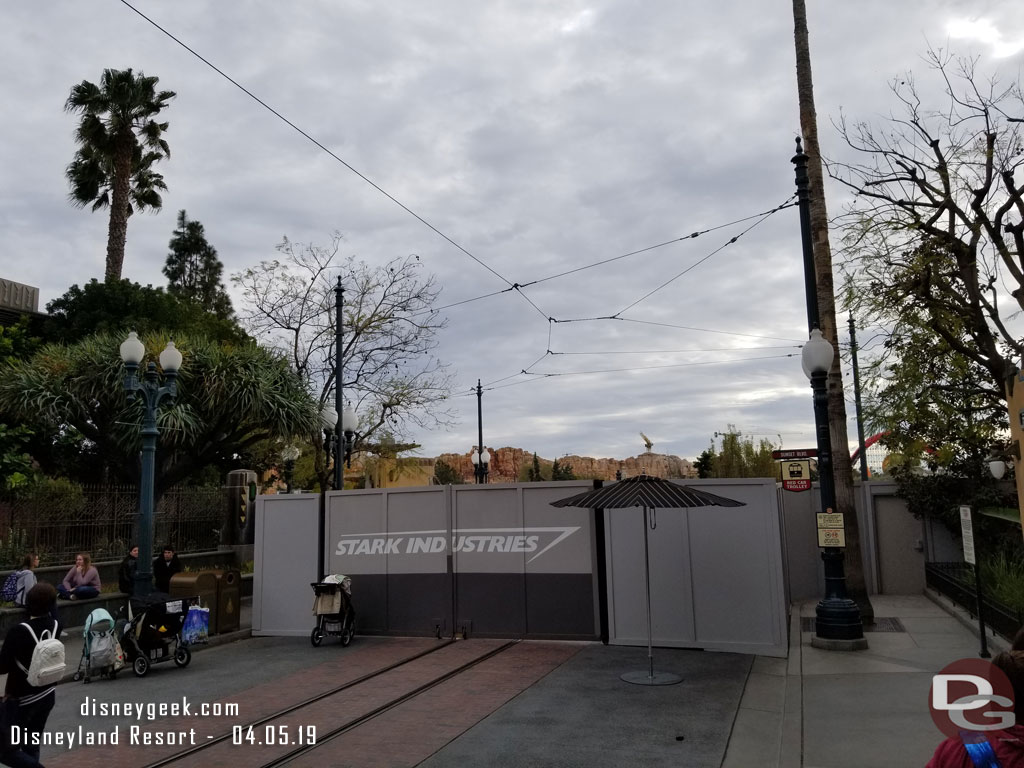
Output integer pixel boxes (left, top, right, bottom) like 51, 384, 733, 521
142, 638, 518, 768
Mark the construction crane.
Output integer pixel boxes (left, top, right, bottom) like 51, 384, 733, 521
640, 432, 653, 453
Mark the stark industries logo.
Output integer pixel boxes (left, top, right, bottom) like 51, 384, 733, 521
930, 658, 1016, 739
334, 526, 581, 564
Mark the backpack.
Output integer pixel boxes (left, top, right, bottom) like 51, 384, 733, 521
1, 571, 19, 602
87, 632, 116, 668
16, 620, 65, 687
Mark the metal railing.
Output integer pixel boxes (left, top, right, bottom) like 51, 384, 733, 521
926, 561, 1024, 641
0, 484, 223, 568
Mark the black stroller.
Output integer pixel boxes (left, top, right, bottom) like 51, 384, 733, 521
310, 575, 355, 647
120, 593, 195, 676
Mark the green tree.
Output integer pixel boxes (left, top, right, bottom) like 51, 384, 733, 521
526, 453, 544, 482
707, 428, 778, 479
693, 448, 714, 479
0, 332, 317, 499
163, 210, 233, 319
834, 52, 1024, 435
433, 459, 462, 485
551, 459, 576, 480
65, 68, 175, 282
43, 279, 248, 345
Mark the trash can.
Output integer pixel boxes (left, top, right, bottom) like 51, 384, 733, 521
210, 569, 241, 634
170, 572, 218, 633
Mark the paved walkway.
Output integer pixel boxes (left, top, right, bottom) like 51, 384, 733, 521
8, 592, 1005, 766
723, 592, 1006, 768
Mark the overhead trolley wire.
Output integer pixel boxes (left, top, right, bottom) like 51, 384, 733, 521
117, 0, 553, 323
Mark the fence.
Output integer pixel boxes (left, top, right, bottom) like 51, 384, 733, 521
925, 561, 1024, 640
0, 484, 223, 569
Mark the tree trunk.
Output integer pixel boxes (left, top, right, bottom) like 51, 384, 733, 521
105, 136, 133, 282
793, 0, 872, 619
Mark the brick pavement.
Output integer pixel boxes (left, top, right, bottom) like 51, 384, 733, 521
44, 636, 443, 768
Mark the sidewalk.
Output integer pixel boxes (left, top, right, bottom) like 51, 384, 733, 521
0, 599, 252, 688
723, 592, 1008, 768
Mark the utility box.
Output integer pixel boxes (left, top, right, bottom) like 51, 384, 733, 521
210, 569, 241, 634
170, 571, 218, 632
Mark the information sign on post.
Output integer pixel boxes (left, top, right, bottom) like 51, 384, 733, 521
781, 459, 811, 492
816, 512, 845, 548
959, 505, 976, 565
959, 505, 989, 658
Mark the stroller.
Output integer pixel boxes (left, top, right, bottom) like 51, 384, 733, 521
120, 593, 195, 677
310, 574, 355, 647
73, 608, 119, 682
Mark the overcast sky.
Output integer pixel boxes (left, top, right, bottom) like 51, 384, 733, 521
2, 1, 1022, 463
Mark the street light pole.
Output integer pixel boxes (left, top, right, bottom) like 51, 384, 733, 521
334, 277, 344, 491
476, 379, 486, 484
793, 140, 866, 649
120, 332, 182, 598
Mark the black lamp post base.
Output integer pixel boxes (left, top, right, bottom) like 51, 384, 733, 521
811, 597, 868, 650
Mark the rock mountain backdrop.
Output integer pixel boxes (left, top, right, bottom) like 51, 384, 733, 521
435, 448, 697, 484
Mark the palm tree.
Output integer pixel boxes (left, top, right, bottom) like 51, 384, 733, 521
793, 0, 870, 616
65, 68, 175, 282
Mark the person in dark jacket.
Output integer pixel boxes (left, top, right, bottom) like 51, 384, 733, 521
0, 582, 61, 768
152, 544, 182, 593
118, 545, 139, 594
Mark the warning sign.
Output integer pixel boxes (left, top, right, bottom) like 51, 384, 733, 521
816, 512, 844, 529
818, 528, 846, 547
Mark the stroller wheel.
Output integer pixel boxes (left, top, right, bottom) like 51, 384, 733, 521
340, 617, 355, 647
73, 671, 82, 682
310, 627, 323, 647
174, 646, 191, 668
133, 655, 150, 677
108, 669, 117, 679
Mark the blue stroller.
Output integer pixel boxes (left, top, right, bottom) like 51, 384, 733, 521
74, 608, 119, 682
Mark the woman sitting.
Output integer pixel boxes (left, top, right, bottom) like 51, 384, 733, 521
57, 552, 100, 600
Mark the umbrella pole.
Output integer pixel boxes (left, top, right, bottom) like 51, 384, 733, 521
643, 505, 654, 681
620, 504, 682, 685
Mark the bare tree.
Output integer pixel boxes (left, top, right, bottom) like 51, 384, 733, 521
232, 234, 455, 485
793, 0, 870, 608
831, 51, 1024, 415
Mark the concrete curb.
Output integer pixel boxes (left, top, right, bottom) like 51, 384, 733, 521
923, 587, 1009, 655
778, 609, 802, 768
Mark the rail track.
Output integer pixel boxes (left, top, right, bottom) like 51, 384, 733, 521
143, 638, 519, 768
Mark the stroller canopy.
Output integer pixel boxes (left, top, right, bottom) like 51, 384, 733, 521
83, 607, 116, 636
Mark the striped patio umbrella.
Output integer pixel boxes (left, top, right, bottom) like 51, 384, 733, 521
553, 472, 745, 686
551, 473, 745, 511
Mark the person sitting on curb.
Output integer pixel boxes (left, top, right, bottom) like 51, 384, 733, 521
118, 545, 139, 595
56, 552, 100, 600
926, 649, 1024, 767
0, 583, 62, 768
12, 553, 39, 608
152, 544, 182, 594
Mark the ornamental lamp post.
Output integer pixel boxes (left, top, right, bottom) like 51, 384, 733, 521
120, 332, 183, 598
281, 445, 300, 493
474, 379, 489, 483
321, 403, 358, 480
802, 329, 866, 648
470, 447, 491, 483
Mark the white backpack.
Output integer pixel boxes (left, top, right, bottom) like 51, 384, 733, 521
17, 620, 65, 687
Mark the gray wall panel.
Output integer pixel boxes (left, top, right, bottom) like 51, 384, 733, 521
252, 494, 319, 637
